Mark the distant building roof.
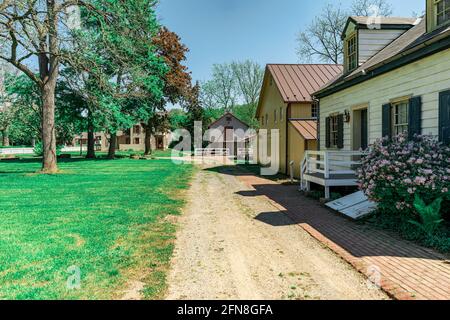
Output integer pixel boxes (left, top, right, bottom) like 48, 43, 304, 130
341, 16, 418, 39
316, 18, 450, 98
264, 64, 343, 104
349, 16, 417, 27
208, 112, 250, 129
289, 120, 317, 140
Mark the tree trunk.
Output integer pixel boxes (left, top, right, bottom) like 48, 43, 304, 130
108, 133, 117, 159
41, 83, 58, 173
1, 129, 10, 147
143, 123, 153, 156
86, 115, 96, 159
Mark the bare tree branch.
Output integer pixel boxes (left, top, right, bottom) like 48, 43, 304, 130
231, 60, 264, 107
296, 0, 394, 64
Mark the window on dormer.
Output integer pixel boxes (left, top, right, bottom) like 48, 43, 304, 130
346, 34, 357, 71
436, 0, 450, 26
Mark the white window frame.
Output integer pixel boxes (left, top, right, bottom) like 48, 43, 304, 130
435, 0, 450, 27
392, 100, 409, 136
330, 115, 339, 148
346, 33, 358, 71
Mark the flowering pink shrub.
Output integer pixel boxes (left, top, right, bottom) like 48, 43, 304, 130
358, 133, 450, 217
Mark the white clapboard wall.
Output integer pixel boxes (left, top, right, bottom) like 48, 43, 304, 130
326, 191, 377, 220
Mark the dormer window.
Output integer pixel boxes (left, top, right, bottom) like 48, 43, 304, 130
342, 16, 415, 69
346, 34, 358, 72
435, 0, 450, 26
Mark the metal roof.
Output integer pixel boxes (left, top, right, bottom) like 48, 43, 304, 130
207, 112, 251, 129
266, 64, 343, 103
289, 120, 317, 140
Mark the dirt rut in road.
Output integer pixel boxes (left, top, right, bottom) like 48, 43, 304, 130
166, 165, 388, 300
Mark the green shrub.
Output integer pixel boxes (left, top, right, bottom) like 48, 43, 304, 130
33, 142, 43, 156
367, 210, 450, 253
358, 134, 450, 219
409, 195, 444, 236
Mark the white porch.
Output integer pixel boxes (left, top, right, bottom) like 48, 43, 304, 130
300, 150, 367, 199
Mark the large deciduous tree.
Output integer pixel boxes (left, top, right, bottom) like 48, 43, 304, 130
0, 0, 86, 172
351, 0, 393, 16
66, 0, 168, 159
1, 73, 42, 145
230, 60, 264, 108
201, 63, 237, 111
182, 81, 204, 140
2, 72, 78, 147
296, 0, 394, 64
140, 27, 191, 155
199, 60, 263, 128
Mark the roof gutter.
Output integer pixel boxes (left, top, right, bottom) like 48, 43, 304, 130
315, 32, 450, 99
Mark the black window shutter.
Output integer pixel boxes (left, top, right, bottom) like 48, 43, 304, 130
408, 96, 422, 140
382, 103, 392, 139
440, 90, 450, 145
325, 117, 331, 148
337, 114, 344, 149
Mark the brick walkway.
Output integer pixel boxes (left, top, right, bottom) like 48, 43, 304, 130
230, 168, 450, 300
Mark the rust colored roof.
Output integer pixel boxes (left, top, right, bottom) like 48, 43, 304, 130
266, 64, 343, 103
289, 120, 317, 140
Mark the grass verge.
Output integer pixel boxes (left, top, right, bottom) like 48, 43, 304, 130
0, 157, 193, 299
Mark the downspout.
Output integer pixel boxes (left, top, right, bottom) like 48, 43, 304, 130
285, 103, 291, 175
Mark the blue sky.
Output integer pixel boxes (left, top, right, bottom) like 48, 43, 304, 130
157, 0, 425, 82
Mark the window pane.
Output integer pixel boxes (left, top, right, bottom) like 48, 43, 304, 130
329, 116, 339, 147
392, 102, 409, 135
347, 35, 357, 70
437, 0, 450, 25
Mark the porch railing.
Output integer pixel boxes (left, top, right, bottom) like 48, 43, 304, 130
300, 150, 367, 191
194, 148, 229, 156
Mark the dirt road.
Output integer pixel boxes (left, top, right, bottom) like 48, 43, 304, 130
166, 164, 388, 300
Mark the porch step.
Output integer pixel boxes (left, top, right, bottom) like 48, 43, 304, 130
326, 191, 377, 220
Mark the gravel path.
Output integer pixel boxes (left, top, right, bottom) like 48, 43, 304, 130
166, 164, 388, 300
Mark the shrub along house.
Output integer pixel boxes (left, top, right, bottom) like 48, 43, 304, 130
256, 64, 342, 178
301, 0, 450, 199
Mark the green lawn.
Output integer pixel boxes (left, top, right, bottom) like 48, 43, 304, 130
0, 157, 193, 300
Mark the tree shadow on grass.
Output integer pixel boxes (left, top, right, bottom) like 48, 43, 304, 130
0, 156, 119, 174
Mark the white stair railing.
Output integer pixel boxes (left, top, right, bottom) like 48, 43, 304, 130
300, 150, 368, 191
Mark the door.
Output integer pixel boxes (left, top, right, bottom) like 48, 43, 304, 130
360, 109, 368, 150
223, 126, 233, 155
156, 136, 164, 150
440, 90, 450, 145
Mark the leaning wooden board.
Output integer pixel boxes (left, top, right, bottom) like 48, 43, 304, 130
326, 191, 377, 220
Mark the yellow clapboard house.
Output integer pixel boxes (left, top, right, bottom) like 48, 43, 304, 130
256, 64, 342, 178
